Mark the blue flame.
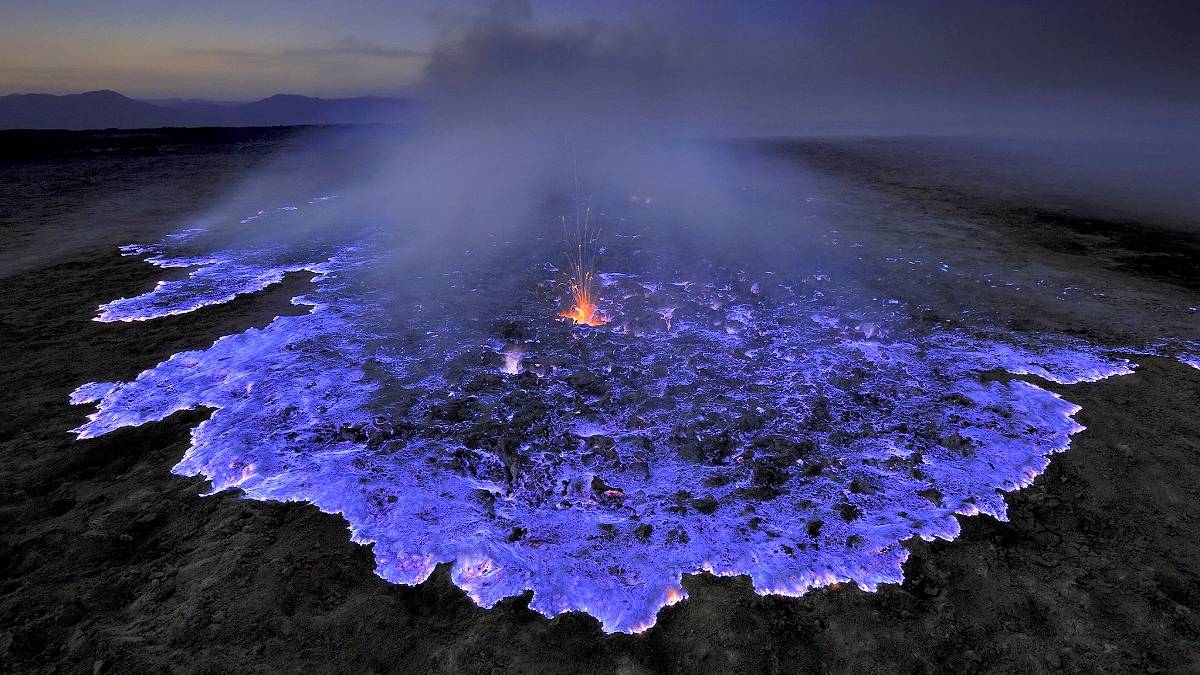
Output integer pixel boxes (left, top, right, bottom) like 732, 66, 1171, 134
70, 203, 1195, 633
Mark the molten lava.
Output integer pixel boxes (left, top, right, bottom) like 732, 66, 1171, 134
561, 267, 605, 326
560, 210, 606, 326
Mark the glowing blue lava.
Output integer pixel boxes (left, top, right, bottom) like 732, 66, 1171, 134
71, 210, 1191, 633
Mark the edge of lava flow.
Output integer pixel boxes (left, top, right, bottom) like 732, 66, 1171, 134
70, 219, 1198, 634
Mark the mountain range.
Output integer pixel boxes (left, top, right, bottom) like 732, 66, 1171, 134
0, 90, 414, 130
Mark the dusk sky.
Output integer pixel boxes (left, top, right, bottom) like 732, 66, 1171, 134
2, 0, 1198, 136
0, 0, 688, 98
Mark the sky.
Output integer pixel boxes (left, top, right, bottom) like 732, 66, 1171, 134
0, 0, 664, 98
1, 0, 1198, 136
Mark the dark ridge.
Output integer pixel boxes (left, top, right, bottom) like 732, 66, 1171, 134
0, 126, 317, 161
0, 89, 416, 131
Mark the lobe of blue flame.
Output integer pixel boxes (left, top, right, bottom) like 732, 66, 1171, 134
72, 213, 1188, 634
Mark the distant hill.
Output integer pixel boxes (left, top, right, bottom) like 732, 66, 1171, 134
140, 98, 247, 112
0, 90, 414, 130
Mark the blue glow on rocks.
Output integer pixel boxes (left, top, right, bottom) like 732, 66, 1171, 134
72, 214, 1164, 634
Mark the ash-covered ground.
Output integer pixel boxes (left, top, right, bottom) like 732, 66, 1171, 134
2, 128, 1199, 673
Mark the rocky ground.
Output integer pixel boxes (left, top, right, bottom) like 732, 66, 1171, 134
2, 129, 1199, 673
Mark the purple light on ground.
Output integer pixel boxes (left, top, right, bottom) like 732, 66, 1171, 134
71, 222, 1151, 633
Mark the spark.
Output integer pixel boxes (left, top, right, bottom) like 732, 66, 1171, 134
560, 208, 606, 326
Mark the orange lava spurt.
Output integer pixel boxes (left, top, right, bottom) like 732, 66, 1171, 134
561, 265, 604, 326
560, 211, 606, 326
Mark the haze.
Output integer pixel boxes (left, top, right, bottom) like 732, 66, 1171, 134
3, 0, 1198, 139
